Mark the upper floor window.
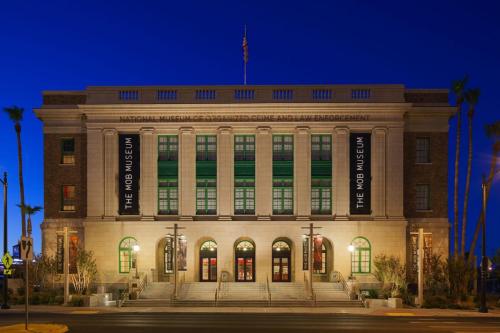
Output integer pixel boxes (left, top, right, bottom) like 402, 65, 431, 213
61, 185, 76, 211
311, 135, 331, 161
416, 137, 430, 163
61, 138, 75, 164
415, 184, 431, 211
234, 135, 255, 161
196, 136, 217, 161
158, 136, 178, 161
273, 135, 293, 161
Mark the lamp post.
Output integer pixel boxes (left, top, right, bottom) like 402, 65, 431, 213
1, 172, 9, 310
132, 244, 140, 279
479, 176, 488, 313
348, 244, 355, 279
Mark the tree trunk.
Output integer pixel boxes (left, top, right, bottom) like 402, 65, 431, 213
15, 123, 27, 237
453, 101, 463, 257
467, 144, 499, 263
461, 110, 474, 256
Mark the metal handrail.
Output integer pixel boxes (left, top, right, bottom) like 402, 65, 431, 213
333, 271, 357, 300
266, 276, 271, 306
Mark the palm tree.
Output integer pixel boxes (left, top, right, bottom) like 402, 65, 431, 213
3, 106, 27, 237
468, 121, 500, 263
451, 76, 468, 257
17, 204, 43, 236
461, 88, 480, 256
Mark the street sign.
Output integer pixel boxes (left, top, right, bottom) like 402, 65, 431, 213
3, 269, 12, 276
2, 252, 13, 269
20, 237, 34, 261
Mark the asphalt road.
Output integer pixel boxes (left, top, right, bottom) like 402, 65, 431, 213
1, 312, 500, 333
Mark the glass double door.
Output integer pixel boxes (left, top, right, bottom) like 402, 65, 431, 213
200, 251, 217, 282
235, 256, 255, 282
272, 254, 291, 282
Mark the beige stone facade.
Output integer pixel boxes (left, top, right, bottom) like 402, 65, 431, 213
35, 84, 453, 289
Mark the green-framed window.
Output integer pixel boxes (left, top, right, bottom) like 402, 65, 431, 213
61, 138, 75, 164
351, 237, 371, 273
158, 178, 178, 215
234, 135, 255, 161
196, 135, 217, 161
196, 178, 216, 215
311, 135, 331, 161
273, 135, 293, 161
158, 135, 178, 161
119, 237, 137, 274
273, 177, 293, 215
235, 178, 255, 215
311, 178, 332, 215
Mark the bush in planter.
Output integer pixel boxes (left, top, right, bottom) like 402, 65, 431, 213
70, 296, 84, 307
373, 254, 406, 298
423, 295, 449, 309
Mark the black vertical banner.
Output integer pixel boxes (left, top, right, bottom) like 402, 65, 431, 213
302, 238, 309, 270
119, 134, 140, 215
56, 235, 64, 274
350, 133, 371, 215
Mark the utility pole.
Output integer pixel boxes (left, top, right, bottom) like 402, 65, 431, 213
479, 176, 488, 313
56, 227, 77, 305
166, 224, 185, 300
1, 172, 9, 309
301, 223, 321, 299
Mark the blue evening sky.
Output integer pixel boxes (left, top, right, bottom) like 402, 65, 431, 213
0, 0, 499, 257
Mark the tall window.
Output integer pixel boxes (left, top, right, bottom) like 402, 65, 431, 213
196, 135, 217, 161
273, 135, 293, 215
61, 185, 76, 211
234, 135, 255, 215
119, 237, 137, 274
415, 184, 431, 211
351, 237, 371, 273
416, 137, 431, 163
158, 136, 178, 215
311, 135, 332, 215
61, 138, 75, 164
196, 178, 217, 215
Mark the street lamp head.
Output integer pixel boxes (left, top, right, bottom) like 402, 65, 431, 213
132, 245, 140, 252
348, 244, 355, 252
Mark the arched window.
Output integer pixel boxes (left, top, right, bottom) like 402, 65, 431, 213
200, 240, 217, 281
119, 237, 137, 274
235, 240, 255, 282
351, 237, 371, 273
272, 240, 292, 282
236, 240, 254, 251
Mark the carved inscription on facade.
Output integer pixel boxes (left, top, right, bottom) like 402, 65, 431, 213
119, 114, 370, 123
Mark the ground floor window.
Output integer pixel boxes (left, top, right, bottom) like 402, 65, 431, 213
235, 240, 255, 282
119, 237, 138, 274
351, 237, 371, 273
272, 240, 291, 282
200, 240, 217, 282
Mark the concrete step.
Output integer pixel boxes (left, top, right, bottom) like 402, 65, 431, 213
315, 300, 365, 308
139, 282, 173, 299
122, 298, 172, 307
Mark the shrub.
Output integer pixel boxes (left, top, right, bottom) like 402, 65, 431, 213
70, 296, 84, 307
373, 254, 406, 298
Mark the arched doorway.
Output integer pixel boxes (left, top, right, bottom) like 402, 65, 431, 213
272, 240, 291, 282
313, 237, 333, 282
234, 240, 255, 282
199, 240, 217, 282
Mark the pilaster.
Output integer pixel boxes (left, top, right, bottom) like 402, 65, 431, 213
256, 126, 272, 220
387, 126, 405, 218
333, 127, 349, 220
372, 127, 387, 219
179, 127, 196, 219
295, 126, 311, 219
87, 128, 104, 218
103, 129, 118, 219
140, 128, 156, 220
217, 126, 233, 220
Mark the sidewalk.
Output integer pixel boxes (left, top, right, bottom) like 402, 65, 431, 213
2, 305, 500, 317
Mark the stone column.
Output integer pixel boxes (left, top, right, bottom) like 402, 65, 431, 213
217, 127, 233, 220
179, 127, 196, 219
87, 128, 104, 218
386, 126, 404, 218
295, 126, 311, 220
256, 126, 272, 220
372, 127, 387, 219
103, 129, 118, 219
140, 128, 156, 220
333, 127, 349, 220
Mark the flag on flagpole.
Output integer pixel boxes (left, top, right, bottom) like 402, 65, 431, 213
242, 26, 248, 64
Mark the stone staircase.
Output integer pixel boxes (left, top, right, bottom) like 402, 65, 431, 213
173, 282, 217, 307
313, 282, 364, 307
217, 282, 269, 307
269, 282, 311, 306
122, 282, 173, 307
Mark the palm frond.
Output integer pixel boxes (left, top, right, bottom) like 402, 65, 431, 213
464, 88, 480, 106
451, 75, 469, 96
485, 121, 500, 139
3, 106, 24, 122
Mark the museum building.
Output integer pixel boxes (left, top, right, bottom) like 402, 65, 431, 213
35, 84, 453, 293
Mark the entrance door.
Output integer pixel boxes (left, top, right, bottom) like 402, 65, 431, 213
235, 240, 255, 282
200, 241, 217, 282
272, 240, 291, 282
